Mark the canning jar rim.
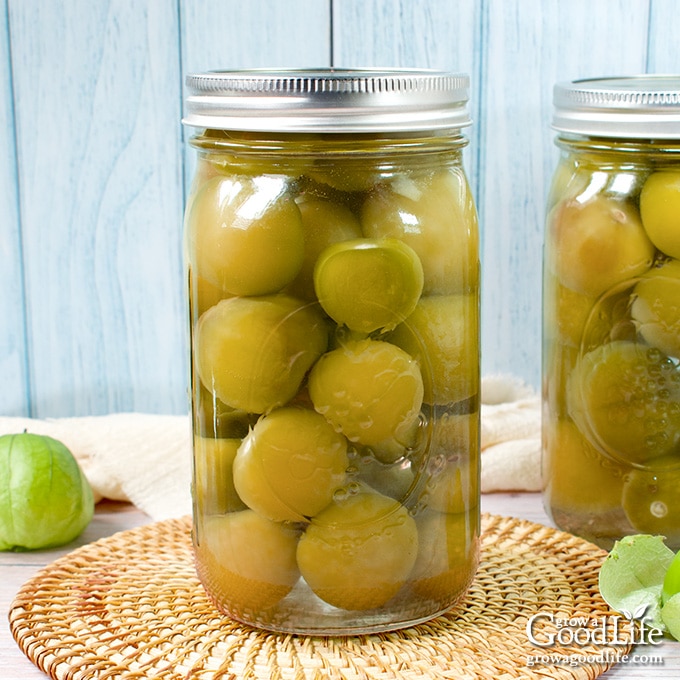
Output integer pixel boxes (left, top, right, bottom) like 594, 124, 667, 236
183, 67, 471, 133
553, 133, 680, 155
552, 74, 680, 139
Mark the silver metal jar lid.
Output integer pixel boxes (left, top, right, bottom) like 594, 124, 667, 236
183, 68, 471, 132
553, 75, 680, 139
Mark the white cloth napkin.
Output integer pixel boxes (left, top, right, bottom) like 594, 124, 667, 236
480, 374, 542, 493
0, 376, 541, 520
0, 413, 193, 521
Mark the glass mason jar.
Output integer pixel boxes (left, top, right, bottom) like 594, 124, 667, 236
182, 69, 480, 635
543, 75, 680, 550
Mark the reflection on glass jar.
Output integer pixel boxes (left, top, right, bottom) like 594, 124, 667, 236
182, 69, 480, 635
543, 76, 680, 549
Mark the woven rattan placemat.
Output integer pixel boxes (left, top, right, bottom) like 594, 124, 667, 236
10, 513, 625, 679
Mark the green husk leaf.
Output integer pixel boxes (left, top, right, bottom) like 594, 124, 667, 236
598, 534, 675, 630
661, 592, 680, 641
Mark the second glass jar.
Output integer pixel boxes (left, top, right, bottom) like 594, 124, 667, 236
183, 69, 481, 634
543, 76, 680, 550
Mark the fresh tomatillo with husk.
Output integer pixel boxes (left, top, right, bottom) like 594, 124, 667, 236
0, 432, 94, 551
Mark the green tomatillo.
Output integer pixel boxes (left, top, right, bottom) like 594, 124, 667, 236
0, 432, 94, 551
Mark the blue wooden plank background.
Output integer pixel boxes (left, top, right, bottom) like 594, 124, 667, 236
1, 0, 678, 418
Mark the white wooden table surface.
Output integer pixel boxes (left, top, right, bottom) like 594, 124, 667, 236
2, 494, 679, 679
